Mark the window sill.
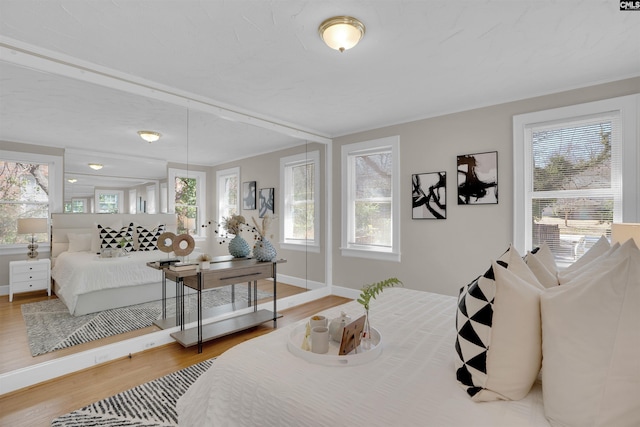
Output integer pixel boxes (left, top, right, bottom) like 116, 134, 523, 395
279, 242, 320, 253
340, 247, 401, 262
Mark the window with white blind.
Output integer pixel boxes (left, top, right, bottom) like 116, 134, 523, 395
280, 151, 319, 251
513, 95, 638, 267
216, 167, 239, 236
341, 136, 400, 262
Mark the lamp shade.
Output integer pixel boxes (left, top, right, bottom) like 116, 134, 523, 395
17, 218, 48, 234
611, 223, 640, 246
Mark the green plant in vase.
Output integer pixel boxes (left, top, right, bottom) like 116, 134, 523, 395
357, 277, 403, 349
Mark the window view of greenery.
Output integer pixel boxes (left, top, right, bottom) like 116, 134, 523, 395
353, 151, 392, 247
289, 162, 315, 241
175, 176, 197, 235
0, 161, 49, 244
531, 120, 617, 263
219, 175, 238, 229
64, 199, 86, 213
98, 193, 119, 213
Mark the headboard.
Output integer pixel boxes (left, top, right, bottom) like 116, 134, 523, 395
51, 213, 177, 260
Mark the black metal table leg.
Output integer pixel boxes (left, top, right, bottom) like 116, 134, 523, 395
273, 263, 277, 327
162, 272, 166, 319
248, 281, 252, 307
198, 271, 202, 353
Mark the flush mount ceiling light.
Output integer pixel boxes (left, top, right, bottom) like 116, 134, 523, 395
88, 163, 103, 170
138, 130, 162, 143
67, 178, 77, 183
318, 16, 365, 52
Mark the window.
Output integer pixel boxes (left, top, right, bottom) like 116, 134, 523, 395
341, 136, 400, 261
216, 167, 239, 235
280, 151, 319, 251
129, 190, 137, 214
146, 185, 157, 214
64, 198, 87, 213
0, 150, 62, 252
168, 168, 206, 237
513, 94, 638, 266
95, 189, 124, 213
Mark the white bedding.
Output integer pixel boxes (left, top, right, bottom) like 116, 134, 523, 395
51, 250, 165, 315
177, 288, 549, 426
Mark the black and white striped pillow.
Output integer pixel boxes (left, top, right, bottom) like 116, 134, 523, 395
136, 224, 165, 251
98, 223, 134, 251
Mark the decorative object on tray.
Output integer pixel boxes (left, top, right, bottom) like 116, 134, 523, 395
357, 277, 403, 350
196, 253, 212, 269
329, 311, 352, 342
252, 213, 277, 262
338, 315, 366, 355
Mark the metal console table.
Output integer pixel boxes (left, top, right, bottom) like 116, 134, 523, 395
156, 258, 284, 353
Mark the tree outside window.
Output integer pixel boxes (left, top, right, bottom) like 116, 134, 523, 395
175, 176, 198, 235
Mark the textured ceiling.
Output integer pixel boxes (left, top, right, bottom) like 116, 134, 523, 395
1, 0, 638, 193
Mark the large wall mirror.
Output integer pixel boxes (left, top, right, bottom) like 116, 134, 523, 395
0, 56, 327, 382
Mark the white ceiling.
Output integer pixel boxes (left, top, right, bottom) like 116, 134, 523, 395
1, 1, 638, 196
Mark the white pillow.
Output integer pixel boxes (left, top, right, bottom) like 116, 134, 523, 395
455, 246, 543, 401
558, 235, 611, 285
67, 232, 92, 252
562, 239, 638, 287
540, 244, 640, 427
525, 242, 558, 287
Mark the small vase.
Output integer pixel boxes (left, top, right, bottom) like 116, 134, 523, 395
253, 237, 277, 262
360, 310, 373, 351
228, 235, 250, 258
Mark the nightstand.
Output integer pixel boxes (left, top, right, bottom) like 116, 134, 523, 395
9, 258, 51, 302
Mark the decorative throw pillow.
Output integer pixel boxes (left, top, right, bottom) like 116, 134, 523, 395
67, 232, 92, 252
98, 223, 134, 251
558, 235, 610, 285
525, 243, 558, 287
455, 246, 543, 401
136, 224, 165, 251
540, 242, 640, 427
92, 220, 122, 253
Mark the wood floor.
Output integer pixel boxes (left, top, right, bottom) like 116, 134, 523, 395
0, 287, 350, 427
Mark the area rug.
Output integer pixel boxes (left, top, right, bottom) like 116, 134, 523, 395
51, 358, 214, 426
22, 284, 271, 356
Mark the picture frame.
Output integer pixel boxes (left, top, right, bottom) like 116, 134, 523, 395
338, 315, 366, 356
457, 151, 498, 205
259, 187, 275, 218
242, 181, 256, 210
412, 171, 446, 219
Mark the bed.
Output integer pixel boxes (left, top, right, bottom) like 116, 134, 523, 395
177, 236, 640, 427
51, 213, 179, 316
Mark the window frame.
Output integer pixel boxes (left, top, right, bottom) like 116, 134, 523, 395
95, 189, 124, 213
513, 94, 639, 256
340, 135, 401, 262
0, 150, 63, 255
168, 168, 207, 239
216, 167, 240, 239
279, 150, 320, 252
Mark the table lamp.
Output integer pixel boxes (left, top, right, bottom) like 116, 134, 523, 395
17, 218, 48, 260
611, 223, 640, 246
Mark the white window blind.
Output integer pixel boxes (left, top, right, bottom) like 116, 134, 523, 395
281, 151, 319, 248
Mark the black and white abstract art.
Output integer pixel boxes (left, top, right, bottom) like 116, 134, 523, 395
242, 181, 256, 210
259, 187, 275, 218
457, 151, 498, 205
412, 171, 446, 219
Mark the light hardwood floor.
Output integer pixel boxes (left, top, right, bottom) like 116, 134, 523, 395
0, 288, 350, 427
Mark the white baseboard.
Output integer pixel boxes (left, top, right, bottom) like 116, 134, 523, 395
0, 284, 8, 296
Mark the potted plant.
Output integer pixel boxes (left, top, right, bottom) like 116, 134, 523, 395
357, 277, 403, 349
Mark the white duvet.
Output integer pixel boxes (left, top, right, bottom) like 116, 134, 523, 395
51, 250, 164, 314
177, 288, 549, 427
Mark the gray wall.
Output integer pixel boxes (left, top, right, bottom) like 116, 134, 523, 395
331, 77, 640, 296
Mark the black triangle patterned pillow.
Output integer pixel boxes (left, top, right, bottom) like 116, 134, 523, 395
98, 223, 134, 251
136, 224, 165, 251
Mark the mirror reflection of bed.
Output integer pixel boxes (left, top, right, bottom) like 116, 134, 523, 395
1, 213, 309, 375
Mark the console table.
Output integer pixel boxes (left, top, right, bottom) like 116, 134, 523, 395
156, 258, 284, 353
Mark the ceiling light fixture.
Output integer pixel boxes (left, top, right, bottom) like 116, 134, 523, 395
67, 178, 77, 183
318, 16, 365, 52
88, 163, 103, 170
138, 130, 162, 143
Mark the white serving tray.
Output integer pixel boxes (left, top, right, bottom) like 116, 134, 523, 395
287, 322, 382, 366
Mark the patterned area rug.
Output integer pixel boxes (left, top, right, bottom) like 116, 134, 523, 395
22, 284, 271, 356
51, 358, 214, 426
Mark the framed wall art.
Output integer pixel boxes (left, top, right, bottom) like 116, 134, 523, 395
242, 181, 256, 210
412, 171, 446, 219
259, 187, 275, 218
457, 151, 498, 205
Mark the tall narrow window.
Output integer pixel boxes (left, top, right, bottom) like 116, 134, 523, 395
168, 168, 206, 237
341, 136, 400, 261
514, 95, 638, 267
280, 151, 319, 250
95, 190, 124, 213
216, 167, 239, 235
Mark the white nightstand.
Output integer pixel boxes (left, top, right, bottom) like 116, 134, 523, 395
9, 258, 51, 302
